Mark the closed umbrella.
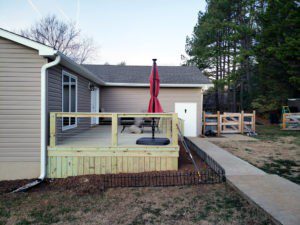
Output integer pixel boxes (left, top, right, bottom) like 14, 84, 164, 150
136, 59, 170, 145
148, 58, 163, 138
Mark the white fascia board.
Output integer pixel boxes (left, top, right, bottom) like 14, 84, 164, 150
104, 82, 213, 88
57, 52, 105, 85
0, 28, 57, 56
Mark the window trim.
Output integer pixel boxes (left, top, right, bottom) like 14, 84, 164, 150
62, 70, 78, 131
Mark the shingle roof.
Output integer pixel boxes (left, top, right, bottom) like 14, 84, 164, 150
83, 65, 211, 85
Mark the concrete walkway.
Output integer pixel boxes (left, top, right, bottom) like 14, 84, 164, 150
188, 137, 300, 225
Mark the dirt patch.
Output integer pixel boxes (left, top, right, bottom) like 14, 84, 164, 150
178, 141, 209, 171
0, 143, 216, 196
0, 170, 221, 196
0, 184, 273, 225
0, 179, 35, 194
0, 176, 105, 196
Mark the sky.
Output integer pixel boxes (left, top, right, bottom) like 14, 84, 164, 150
0, 0, 206, 65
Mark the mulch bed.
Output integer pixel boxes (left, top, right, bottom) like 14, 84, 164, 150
0, 142, 221, 195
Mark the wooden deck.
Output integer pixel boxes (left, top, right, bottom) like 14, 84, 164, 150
47, 113, 181, 178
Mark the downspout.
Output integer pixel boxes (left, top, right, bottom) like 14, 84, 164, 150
39, 55, 61, 179
12, 55, 61, 192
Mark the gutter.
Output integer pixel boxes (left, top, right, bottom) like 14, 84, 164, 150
104, 82, 214, 89
12, 55, 61, 192
56, 52, 105, 85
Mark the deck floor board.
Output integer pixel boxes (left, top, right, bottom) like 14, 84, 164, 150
57, 125, 170, 147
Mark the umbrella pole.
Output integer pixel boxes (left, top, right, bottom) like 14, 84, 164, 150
152, 59, 156, 139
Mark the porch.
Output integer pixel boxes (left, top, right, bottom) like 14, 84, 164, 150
47, 112, 182, 178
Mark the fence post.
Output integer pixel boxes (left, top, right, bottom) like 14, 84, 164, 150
217, 111, 221, 136
203, 111, 206, 135
112, 113, 118, 146
241, 110, 244, 134
252, 110, 256, 132
172, 113, 178, 146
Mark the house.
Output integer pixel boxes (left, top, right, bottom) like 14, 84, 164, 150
0, 28, 212, 181
83, 64, 212, 136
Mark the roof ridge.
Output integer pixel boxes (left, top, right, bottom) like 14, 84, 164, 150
83, 64, 198, 68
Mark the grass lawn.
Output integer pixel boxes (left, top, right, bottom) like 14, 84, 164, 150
0, 184, 273, 225
255, 125, 300, 146
211, 125, 300, 184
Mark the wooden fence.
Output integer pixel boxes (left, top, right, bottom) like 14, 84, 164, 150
203, 111, 256, 136
282, 113, 300, 130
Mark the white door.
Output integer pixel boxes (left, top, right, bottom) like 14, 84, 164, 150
175, 103, 197, 137
91, 87, 100, 125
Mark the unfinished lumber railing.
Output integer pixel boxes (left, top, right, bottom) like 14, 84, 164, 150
203, 111, 255, 136
178, 118, 185, 136
282, 113, 300, 130
49, 112, 179, 148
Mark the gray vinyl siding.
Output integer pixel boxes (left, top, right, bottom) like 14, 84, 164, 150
0, 37, 46, 163
47, 64, 94, 144
100, 87, 203, 135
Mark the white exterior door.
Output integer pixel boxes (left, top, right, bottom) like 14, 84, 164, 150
91, 87, 100, 125
175, 102, 197, 137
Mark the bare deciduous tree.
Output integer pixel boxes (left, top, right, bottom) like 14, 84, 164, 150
20, 15, 98, 64
118, 61, 126, 66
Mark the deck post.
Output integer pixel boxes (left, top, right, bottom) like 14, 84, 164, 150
172, 113, 178, 146
50, 112, 56, 147
166, 118, 171, 139
112, 113, 118, 146
203, 111, 206, 135
241, 110, 244, 134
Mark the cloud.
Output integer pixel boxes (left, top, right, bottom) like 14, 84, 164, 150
27, 0, 42, 17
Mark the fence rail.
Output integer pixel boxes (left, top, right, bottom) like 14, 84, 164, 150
203, 111, 255, 136
282, 113, 300, 130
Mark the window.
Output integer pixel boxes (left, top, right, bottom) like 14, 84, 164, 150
62, 71, 77, 130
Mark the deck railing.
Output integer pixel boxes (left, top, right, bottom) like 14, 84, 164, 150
49, 112, 179, 148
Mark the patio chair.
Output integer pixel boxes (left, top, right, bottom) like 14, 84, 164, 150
139, 118, 160, 133
99, 108, 112, 125
120, 117, 135, 133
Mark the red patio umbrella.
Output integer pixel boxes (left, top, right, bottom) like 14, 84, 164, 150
136, 59, 170, 145
148, 59, 163, 139
147, 59, 163, 113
